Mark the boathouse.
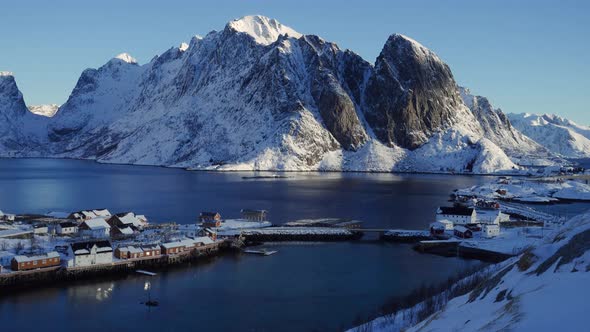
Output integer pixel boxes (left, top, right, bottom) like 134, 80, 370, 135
79, 218, 111, 238
56, 221, 79, 235
141, 244, 161, 257
68, 240, 113, 267
115, 246, 143, 259
160, 241, 186, 255
429, 222, 447, 235
436, 206, 477, 225
11, 252, 60, 271
453, 226, 473, 239
241, 209, 267, 221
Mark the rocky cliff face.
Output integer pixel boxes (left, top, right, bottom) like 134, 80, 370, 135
364, 35, 471, 149
0, 16, 552, 173
459, 87, 549, 159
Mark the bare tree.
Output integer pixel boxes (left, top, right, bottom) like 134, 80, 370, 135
14, 241, 25, 254
0, 240, 8, 251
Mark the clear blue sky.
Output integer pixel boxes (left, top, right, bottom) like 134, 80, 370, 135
1, 0, 588, 124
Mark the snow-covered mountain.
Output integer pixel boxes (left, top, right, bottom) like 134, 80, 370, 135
0, 16, 561, 173
508, 113, 590, 158
28, 104, 60, 117
0, 72, 48, 156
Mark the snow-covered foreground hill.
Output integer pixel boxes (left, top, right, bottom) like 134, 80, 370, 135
509, 113, 590, 158
0, 16, 561, 173
353, 211, 590, 331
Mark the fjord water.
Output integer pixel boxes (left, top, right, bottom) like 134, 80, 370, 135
0, 159, 487, 331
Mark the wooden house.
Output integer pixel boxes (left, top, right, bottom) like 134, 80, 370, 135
453, 226, 473, 239
56, 221, 78, 235
141, 244, 161, 257
11, 252, 60, 271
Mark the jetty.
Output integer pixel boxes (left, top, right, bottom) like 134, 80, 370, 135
136, 270, 157, 276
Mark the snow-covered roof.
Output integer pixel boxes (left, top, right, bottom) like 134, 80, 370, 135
92, 209, 111, 217
161, 241, 185, 249
82, 211, 97, 219
118, 246, 143, 254
118, 213, 141, 227
193, 236, 214, 245
454, 225, 470, 233
430, 222, 447, 229
82, 217, 111, 230
13, 251, 59, 263
117, 226, 134, 235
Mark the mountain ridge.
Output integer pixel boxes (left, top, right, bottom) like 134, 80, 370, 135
0, 15, 570, 173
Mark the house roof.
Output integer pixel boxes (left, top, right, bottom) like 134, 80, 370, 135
161, 240, 186, 249
13, 251, 59, 263
92, 209, 111, 217
430, 222, 447, 229
117, 226, 134, 235
454, 225, 470, 233
118, 246, 143, 254
71, 240, 112, 255
438, 206, 475, 216
81, 217, 111, 230
141, 244, 160, 251
193, 236, 214, 245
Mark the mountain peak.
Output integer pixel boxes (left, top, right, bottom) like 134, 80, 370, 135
113, 53, 138, 64
0, 71, 14, 77
226, 15, 302, 45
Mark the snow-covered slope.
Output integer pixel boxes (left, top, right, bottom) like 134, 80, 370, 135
356, 211, 590, 331
509, 113, 590, 158
459, 88, 549, 159
0, 16, 555, 173
28, 104, 59, 117
406, 212, 590, 331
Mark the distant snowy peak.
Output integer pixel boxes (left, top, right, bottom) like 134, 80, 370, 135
227, 15, 303, 45
179, 42, 189, 52
0, 71, 14, 77
28, 104, 60, 117
113, 53, 138, 64
509, 113, 590, 158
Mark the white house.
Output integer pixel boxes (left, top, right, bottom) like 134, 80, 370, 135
482, 224, 500, 238
436, 206, 477, 225
79, 218, 111, 238
68, 240, 113, 267
0, 210, 15, 222
56, 221, 79, 235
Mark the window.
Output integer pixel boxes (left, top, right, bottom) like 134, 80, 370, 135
33, 261, 38, 265
42, 259, 47, 264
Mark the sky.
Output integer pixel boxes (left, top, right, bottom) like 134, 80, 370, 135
1, 0, 588, 124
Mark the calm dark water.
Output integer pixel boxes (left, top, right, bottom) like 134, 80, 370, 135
0, 159, 491, 331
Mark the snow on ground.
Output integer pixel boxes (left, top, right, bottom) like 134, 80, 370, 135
356, 211, 590, 331
457, 177, 590, 202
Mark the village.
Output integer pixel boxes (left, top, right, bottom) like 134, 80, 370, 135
0, 208, 280, 281
0, 174, 581, 289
